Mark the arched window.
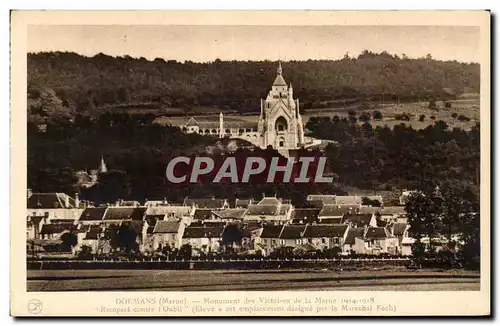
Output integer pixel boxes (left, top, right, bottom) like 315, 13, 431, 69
211, 129, 217, 134
245, 128, 251, 133
275, 116, 288, 132
238, 129, 244, 134
225, 129, 230, 133
205, 129, 210, 134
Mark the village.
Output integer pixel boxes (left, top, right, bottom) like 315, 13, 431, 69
26, 189, 441, 260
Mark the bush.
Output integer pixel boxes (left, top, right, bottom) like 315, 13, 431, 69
395, 113, 410, 121
358, 111, 371, 122
373, 110, 383, 120
428, 98, 437, 109
348, 116, 358, 124
457, 114, 471, 122
419, 114, 425, 122
76, 245, 93, 260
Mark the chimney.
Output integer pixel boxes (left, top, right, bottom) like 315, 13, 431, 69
74, 193, 80, 208
27, 189, 32, 199
115, 200, 120, 207
64, 194, 69, 208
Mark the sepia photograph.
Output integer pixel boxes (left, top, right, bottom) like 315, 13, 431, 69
11, 10, 490, 316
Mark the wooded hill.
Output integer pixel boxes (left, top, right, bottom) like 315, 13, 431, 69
28, 51, 480, 120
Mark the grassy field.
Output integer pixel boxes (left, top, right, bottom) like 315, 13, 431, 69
27, 269, 480, 292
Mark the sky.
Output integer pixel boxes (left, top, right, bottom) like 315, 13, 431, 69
28, 25, 480, 63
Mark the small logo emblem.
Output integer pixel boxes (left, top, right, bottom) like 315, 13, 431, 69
28, 299, 42, 314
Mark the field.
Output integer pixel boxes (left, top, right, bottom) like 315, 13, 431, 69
155, 95, 480, 132
27, 269, 480, 292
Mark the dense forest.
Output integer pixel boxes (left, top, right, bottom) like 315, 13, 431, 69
28, 51, 480, 121
306, 116, 480, 191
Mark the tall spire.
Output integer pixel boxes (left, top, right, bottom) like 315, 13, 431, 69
99, 156, 108, 173
273, 60, 287, 86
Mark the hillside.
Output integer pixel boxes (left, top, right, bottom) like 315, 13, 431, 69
28, 51, 480, 121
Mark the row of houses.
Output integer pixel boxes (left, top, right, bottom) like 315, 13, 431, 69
26, 191, 413, 257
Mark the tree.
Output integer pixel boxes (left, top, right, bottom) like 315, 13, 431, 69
373, 110, 383, 120
60, 232, 78, 251
405, 189, 443, 253
104, 224, 139, 253
457, 115, 471, 122
419, 114, 425, 122
77, 245, 93, 260
428, 98, 437, 109
358, 111, 371, 122
178, 244, 193, 259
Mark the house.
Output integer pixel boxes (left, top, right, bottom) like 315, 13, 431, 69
290, 208, 321, 224
254, 224, 284, 255
140, 214, 166, 252
342, 213, 377, 228
244, 197, 292, 223
182, 226, 225, 255
358, 206, 382, 215
152, 221, 185, 251
212, 208, 247, 221
192, 209, 213, 221
353, 226, 398, 255
28, 191, 78, 209
74, 225, 104, 254
343, 227, 365, 255
39, 222, 76, 240
234, 198, 253, 208
302, 224, 349, 251
318, 204, 360, 223
378, 206, 407, 224
27, 192, 84, 235
279, 225, 307, 247
102, 207, 147, 224
115, 200, 141, 207
78, 207, 107, 225
26, 220, 35, 239
144, 199, 170, 207
183, 197, 229, 209
145, 204, 193, 221
387, 222, 412, 255
241, 223, 263, 251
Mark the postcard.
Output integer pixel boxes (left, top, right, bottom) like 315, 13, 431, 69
10, 10, 490, 316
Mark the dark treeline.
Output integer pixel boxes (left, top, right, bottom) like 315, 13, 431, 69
28, 51, 479, 118
306, 116, 480, 191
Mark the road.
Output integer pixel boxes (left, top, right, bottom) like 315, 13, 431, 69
27, 269, 480, 292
